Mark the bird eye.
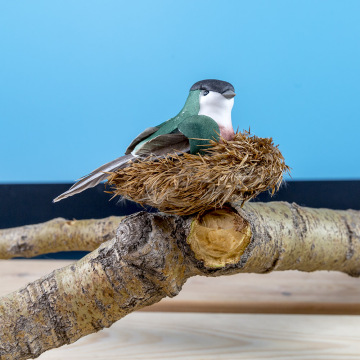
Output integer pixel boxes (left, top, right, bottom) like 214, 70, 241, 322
203, 90, 209, 96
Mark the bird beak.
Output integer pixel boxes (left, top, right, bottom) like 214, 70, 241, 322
222, 90, 236, 99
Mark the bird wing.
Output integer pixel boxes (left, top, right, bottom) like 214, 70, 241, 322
53, 132, 190, 202
178, 115, 220, 154
125, 127, 159, 155
53, 154, 135, 202
135, 131, 190, 157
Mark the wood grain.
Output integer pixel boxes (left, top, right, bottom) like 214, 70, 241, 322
35, 312, 360, 359
1, 260, 360, 314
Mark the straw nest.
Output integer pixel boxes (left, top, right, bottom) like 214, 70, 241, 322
107, 131, 289, 216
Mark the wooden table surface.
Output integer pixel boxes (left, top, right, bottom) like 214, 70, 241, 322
1, 260, 360, 359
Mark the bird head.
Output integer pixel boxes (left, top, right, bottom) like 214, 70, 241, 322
190, 79, 236, 137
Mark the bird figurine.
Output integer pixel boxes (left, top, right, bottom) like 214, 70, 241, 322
53, 79, 237, 202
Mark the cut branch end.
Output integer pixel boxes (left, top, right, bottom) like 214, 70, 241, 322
187, 208, 252, 268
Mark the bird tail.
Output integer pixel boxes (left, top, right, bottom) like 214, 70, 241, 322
53, 154, 135, 202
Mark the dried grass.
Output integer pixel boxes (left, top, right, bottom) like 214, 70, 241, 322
107, 131, 290, 215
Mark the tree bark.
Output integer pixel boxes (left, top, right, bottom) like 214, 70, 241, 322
0, 217, 122, 259
1, 201, 360, 359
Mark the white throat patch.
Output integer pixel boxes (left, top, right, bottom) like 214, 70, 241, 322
198, 91, 234, 129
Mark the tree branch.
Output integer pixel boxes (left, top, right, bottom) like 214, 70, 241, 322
0, 217, 122, 259
1, 202, 360, 359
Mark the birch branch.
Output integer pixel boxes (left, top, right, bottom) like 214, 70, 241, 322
1, 201, 360, 359
0, 217, 122, 259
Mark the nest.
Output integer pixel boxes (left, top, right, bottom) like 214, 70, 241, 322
107, 131, 290, 216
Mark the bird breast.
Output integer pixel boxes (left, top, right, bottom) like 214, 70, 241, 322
219, 126, 235, 141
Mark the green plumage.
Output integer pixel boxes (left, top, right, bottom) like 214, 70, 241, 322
132, 90, 220, 155
178, 115, 219, 154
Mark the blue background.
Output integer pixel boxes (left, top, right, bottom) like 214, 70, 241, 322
1, 1, 359, 182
